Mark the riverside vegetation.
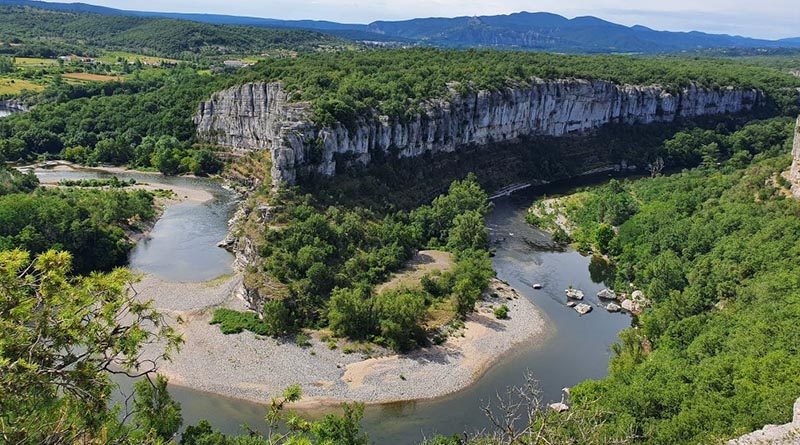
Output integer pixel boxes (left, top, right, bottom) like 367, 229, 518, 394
212, 175, 495, 352
2, 5, 800, 442
526, 117, 800, 443
0, 167, 156, 273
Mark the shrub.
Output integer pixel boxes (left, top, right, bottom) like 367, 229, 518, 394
210, 308, 269, 335
373, 289, 427, 352
493, 304, 510, 319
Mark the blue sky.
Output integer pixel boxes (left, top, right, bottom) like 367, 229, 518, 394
43, 0, 800, 39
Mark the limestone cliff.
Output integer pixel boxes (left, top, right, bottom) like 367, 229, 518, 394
789, 115, 800, 198
195, 79, 762, 187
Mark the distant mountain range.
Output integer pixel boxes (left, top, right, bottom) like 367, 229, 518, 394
3, 0, 800, 53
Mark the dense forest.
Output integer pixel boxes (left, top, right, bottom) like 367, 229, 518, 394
0, 5, 347, 59
240, 48, 800, 126
523, 120, 800, 444
0, 67, 227, 174
0, 167, 157, 273
215, 176, 494, 351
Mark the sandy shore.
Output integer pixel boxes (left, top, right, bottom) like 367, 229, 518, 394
137, 274, 549, 407
32, 162, 215, 204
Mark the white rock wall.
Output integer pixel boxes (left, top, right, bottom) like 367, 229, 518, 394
195, 79, 761, 186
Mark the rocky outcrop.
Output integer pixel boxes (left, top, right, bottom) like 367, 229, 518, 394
728, 397, 800, 444
789, 116, 800, 198
0, 99, 28, 115
195, 79, 762, 187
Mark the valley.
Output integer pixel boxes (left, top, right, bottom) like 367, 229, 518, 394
2, 2, 800, 445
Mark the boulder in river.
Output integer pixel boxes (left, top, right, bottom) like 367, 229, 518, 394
597, 288, 617, 300
605, 302, 622, 312
549, 402, 570, 412
565, 288, 585, 299
621, 299, 642, 313
574, 303, 592, 315
532, 283, 543, 289
566, 301, 577, 307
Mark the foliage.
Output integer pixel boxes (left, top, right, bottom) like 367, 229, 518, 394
241, 48, 800, 125
372, 288, 427, 351
0, 5, 345, 60
327, 250, 492, 351
493, 304, 509, 319
550, 118, 795, 254
567, 154, 800, 443
427, 373, 634, 444
0, 68, 227, 174
0, 249, 181, 443
0, 167, 38, 195
182, 386, 369, 445
58, 176, 136, 188
0, 186, 156, 273
210, 308, 271, 336
663, 118, 794, 167
131, 375, 183, 443
247, 176, 493, 349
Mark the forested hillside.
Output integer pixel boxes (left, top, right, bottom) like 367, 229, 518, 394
4, 1, 800, 53
0, 67, 227, 173
521, 119, 800, 444
0, 5, 347, 59
240, 49, 800, 125
5, 49, 798, 174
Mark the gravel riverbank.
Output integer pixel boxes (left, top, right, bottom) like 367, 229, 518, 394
137, 275, 550, 407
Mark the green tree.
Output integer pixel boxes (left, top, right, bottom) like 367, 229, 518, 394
0, 56, 13, 73
0, 249, 182, 443
594, 223, 615, 254
373, 289, 426, 352
132, 375, 183, 442
447, 210, 488, 252
328, 286, 375, 339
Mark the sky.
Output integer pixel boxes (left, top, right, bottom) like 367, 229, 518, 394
44, 0, 800, 40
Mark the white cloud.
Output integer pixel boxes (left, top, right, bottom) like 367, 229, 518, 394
43, 0, 800, 39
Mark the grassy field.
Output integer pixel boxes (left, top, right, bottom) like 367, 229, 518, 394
0, 77, 44, 95
375, 250, 454, 294
62, 72, 124, 82
374, 250, 458, 331
98, 51, 178, 65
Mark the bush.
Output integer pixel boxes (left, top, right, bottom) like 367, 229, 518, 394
262, 299, 294, 335
210, 308, 269, 336
451, 250, 494, 317
295, 332, 312, 348
327, 286, 375, 340
493, 304, 509, 319
373, 289, 427, 352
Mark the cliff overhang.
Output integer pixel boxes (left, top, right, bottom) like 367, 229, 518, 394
195, 79, 763, 188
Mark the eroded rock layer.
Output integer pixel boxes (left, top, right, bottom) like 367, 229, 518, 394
195, 79, 761, 186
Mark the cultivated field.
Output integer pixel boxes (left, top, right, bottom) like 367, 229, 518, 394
0, 77, 44, 95
62, 72, 124, 82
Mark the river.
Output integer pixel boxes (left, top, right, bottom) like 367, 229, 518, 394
33, 166, 632, 444
31, 166, 237, 281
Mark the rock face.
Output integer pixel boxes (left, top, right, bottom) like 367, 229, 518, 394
789, 115, 800, 198
728, 397, 800, 444
195, 79, 762, 187
0, 99, 28, 115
